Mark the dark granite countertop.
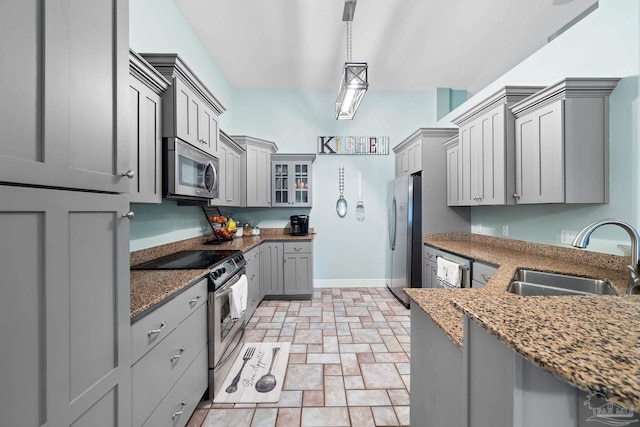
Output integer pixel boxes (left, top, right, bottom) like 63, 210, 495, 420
405, 233, 640, 411
129, 230, 314, 320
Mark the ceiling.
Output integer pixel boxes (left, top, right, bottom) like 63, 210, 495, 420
175, 0, 598, 95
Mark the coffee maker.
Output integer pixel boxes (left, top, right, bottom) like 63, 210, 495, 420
290, 215, 309, 236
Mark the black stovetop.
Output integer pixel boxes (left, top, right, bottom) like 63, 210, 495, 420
131, 249, 240, 270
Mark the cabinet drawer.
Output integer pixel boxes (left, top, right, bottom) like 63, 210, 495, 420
284, 241, 312, 254
472, 261, 498, 285
132, 303, 207, 427
131, 278, 207, 364
142, 346, 208, 427
245, 245, 260, 263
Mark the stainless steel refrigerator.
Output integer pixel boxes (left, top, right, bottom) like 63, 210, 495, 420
387, 174, 422, 307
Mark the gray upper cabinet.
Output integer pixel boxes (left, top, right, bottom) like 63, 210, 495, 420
393, 131, 423, 177
128, 50, 170, 204
0, 0, 130, 194
141, 54, 225, 158
0, 185, 131, 427
216, 131, 244, 207
510, 78, 619, 204
271, 154, 315, 207
233, 135, 279, 207
444, 135, 465, 206
450, 86, 543, 206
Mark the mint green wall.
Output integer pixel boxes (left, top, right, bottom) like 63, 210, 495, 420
437, 0, 640, 255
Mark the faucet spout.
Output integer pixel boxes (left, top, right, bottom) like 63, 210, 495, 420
571, 219, 640, 295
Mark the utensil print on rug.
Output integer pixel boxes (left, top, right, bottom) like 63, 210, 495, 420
225, 346, 256, 394
356, 172, 365, 221
255, 346, 280, 393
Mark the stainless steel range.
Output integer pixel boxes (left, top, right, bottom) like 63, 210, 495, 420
132, 249, 247, 400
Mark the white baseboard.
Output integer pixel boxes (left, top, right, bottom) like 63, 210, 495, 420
313, 279, 387, 288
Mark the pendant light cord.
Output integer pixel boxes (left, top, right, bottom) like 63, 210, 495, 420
346, 21, 352, 62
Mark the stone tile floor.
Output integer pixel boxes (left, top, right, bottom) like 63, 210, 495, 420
187, 287, 411, 427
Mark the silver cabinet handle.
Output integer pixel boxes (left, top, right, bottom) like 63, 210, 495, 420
122, 170, 135, 179
294, 247, 302, 252
513, 193, 520, 199
481, 273, 492, 282
147, 322, 166, 336
189, 295, 201, 305
172, 401, 186, 419
123, 211, 135, 220
170, 347, 185, 362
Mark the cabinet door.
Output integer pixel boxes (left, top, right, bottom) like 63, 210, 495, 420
260, 243, 284, 296
173, 78, 201, 148
247, 146, 271, 207
477, 105, 507, 205
0, 0, 130, 194
408, 140, 422, 174
232, 151, 242, 205
458, 125, 475, 205
129, 73, 162, 203
515, 100, 564, 204
245, 247, 261, 318
216, 142, 228, 206
284, 253, 313, 295
292, 162, 312, 207
446, 143, 463, 206
272, 161, 290, 206
0, 185, 131, 427
225, 149, 237, 206
197, 105, 219, 157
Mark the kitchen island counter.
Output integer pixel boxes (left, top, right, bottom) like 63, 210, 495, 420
406, 233, 639, 411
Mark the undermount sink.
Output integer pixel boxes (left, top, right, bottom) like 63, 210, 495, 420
507, 269, 618, 296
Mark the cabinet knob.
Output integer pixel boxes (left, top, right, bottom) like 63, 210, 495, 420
513, 193, 520, 200
123, 211, 135, 220
122, 170, 135, 179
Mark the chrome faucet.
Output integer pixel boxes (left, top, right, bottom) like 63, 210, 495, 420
571, 219, 640, 295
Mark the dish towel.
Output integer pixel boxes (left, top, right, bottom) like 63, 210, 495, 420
230, 274, 248, 320
436, 257, 462, 288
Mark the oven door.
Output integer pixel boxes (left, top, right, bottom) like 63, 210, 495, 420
208, 270, 246, 398
166, 138, 219, 200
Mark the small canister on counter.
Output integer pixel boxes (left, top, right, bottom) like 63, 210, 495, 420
243, 223, 252, 237
251, 226, 260, 236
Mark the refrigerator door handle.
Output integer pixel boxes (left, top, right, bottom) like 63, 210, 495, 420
390, 196, 397, 250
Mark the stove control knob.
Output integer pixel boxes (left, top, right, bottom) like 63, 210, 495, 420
221, 267, 226, 274
211, 270, 219, 279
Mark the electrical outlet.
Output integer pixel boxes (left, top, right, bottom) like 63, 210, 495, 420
502, 225, 509, 237
560, 230, 578, 244
475, 223, 482, 233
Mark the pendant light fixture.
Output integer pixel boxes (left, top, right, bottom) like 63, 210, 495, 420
335, 0, 368, 120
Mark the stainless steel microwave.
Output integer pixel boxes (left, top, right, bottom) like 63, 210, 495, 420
164, 138, 219, 200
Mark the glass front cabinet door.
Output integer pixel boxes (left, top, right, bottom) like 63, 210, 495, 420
271, 154, 315, 207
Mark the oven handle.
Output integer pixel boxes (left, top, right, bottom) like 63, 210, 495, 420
212, 268, 246, 294
214, 320, 246, 370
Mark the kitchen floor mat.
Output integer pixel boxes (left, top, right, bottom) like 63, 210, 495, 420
213, 342, 290, 404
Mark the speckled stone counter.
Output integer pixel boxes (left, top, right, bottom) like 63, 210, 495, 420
130, 229, 314, 320
406, 233, 640, 411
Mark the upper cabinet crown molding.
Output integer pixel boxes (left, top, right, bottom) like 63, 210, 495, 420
129, 49, 170, 95
392, 128, 458, 153
231, 135, 279, 153
452, 86, 545, 127
140, 53, 226, 115
510, 77, 620, 117
219, 130, 245, 155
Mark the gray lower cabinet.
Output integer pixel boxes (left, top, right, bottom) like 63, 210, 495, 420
464, 316, 639, 427
260, 241, 314, 298
283, 241, 314, 296
423, 245, 439, 288
245, 246, 261, 319
471, 260, 498, 289
260, 242, 284, 296
0, 0, 130, 194
410, 305, 463, 427
131, 278, 208, 427
0, 185, 131, 427
128, 50, 170, 203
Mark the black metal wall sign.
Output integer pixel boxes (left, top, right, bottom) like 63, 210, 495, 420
318, 136, 389, 155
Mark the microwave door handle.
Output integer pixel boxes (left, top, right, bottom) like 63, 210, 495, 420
203, 161, 217, 193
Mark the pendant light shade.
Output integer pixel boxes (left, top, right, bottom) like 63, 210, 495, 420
335, 62, 368, 120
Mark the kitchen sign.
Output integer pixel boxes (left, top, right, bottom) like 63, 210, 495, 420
318, 136, 389, 155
